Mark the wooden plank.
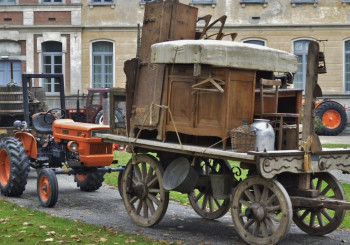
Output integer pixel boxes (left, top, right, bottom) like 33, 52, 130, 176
291, 196, 350, 210
97, 134, 257, 163
302, 41, 319, 141
131, 1, 198, 131
300, 41, 319, 190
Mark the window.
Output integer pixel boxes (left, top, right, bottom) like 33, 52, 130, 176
92, 41, 113, 88
0, 61, 21, 86
240, 0, 267, 7
42, 41, 62, 93
92, 0, 113, 4
0, 0, 15, 4
243, 39, 265, 46
291, 0, 317, 7
42, 0, 62, 3
345, 41, 350, 92
191, 0, 215, 4
242, 0, 265, 2
292, 0, 316, 2
293, 40, 310, 91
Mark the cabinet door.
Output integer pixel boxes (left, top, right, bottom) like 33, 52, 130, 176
168, 79, 195, 128
195, 91, 224, 130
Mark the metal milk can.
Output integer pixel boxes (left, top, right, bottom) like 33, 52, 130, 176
250, 119, 275, 151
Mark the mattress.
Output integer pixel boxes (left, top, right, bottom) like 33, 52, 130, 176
151, 40, 298, 73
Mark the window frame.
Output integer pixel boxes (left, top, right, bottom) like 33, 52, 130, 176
0, 0, 16, 5
91, 41, 114, 89
293, 39, 314, 92
190, 0, 216, 6
42, 0, 63, 4
291, 0, 318, 7
42, 44, 63, 95
344, 40, 350, 93
243, 39, 266, 46
90, 0, 114, 7
240, 0, 267, 7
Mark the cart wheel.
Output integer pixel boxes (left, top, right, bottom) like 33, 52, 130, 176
117, 169, 124, 198
293, 172, 346, 235
231, 176, 292, 245
188, 159, 231, 220
37, 169, 58, 208
121, 154, 169, 227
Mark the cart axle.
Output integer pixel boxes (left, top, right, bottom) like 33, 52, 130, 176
291, 196, 350, 210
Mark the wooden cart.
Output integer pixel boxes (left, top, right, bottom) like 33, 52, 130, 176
103, 2, 350, 244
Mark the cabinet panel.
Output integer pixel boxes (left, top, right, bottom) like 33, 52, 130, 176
195, 87, 224, 129
168, 79, 194, 128
226, 70, 256, 130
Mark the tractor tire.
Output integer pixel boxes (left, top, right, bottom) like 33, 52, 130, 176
94, 109, 125, 128
316, 101, 347, 136
37, 168, 58, 208
94, 110, 104, 125
0, 137, 30, 197
74, 172, 105, 192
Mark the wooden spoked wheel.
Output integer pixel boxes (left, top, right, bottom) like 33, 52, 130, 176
37, 169, 58, 208
188, 158, 232, 220
293, 172, 346, 235
231, 176, 292, 245
121, 154, 169, 227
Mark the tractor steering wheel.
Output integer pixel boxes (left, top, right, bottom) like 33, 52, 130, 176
44, 108, 66, 124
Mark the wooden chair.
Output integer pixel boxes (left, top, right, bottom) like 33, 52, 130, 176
258, 78, 300, 150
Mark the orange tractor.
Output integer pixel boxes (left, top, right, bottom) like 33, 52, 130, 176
315, 100, 348, 136
0, 74, 124, 207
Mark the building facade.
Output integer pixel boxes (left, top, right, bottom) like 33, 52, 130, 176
1, 0, 350, 114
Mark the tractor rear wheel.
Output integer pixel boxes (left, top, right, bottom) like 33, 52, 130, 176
0, 137, 29, 197
316, 101, 347, 136
74, 172, 105, 191
95, 108, 125, 128
37, 168, 58, 208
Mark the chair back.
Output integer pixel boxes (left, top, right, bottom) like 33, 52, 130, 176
259, 78, 281, 117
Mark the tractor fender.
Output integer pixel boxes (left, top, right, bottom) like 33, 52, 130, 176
14, 131, 38, 158
315, 100, 346, 110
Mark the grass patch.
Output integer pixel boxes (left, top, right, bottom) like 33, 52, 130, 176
0, 199, 167, 245
322, 144, 350, 149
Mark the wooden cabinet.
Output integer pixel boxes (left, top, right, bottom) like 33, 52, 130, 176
162, 65, 256, 148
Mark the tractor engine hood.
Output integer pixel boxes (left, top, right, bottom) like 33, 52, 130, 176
52, 119, 110, 143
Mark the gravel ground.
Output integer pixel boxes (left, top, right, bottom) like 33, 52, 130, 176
1, 170, 350, 245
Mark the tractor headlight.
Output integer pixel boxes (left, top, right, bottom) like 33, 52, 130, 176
91, 129, 109, 138
67, 141, 79, 152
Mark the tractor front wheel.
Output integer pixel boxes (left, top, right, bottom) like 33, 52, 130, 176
37, 169, 58, 207
0, 137, 29, 197
74, 172, 105, 192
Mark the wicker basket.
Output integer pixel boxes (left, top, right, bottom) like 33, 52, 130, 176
230, 125, 256, 152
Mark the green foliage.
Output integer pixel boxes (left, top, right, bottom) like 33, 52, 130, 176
314, 116, 326, 134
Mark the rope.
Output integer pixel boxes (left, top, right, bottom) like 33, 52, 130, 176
202, 136, 230, 154
152, 102, 184, 151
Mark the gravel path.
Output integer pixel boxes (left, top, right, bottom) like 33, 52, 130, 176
1, 170, 350, 245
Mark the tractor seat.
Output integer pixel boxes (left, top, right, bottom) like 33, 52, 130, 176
32, 113, 55, 134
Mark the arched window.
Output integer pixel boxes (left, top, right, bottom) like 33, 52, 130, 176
243, 39, 265, 46
42, 41, 62, 93
92, 41, 113, 88
293, 40, 310, 90
345, 40, 350, 92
